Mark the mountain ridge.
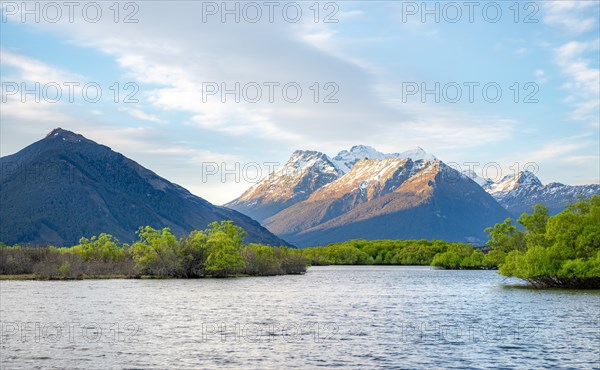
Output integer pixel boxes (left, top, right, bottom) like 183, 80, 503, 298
463, 169, 600, 215
229, 145, 599, 247
262, 159, 510, 246
0, 128, 290, 246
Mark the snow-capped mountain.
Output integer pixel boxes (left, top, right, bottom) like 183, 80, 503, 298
331, 145, 436, 173
263, 158, 508, 246
464, 170, 599, 215
228, 145, 509, 246
487, 170, 543, 193
332, 145, 389, 173
227, 145, 437, 221
226, 150, 342, 221
228, 145, 598, 246
488, 171, 599, 214
394, 147, 437, 162
494, 181, 599, 215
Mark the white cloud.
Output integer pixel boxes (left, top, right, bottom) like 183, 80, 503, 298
554, 39, 600, 123
0, 49, 81, 84
535, 69, 548, 84
120, 107, 164, 124
524, 142, 585, 163
543, 1, 598, 34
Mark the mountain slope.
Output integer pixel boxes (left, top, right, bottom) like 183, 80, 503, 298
489, 171, 600, 215
487, 170, 543, 193
0, 128, 289, 246
461, 169, 599, 214
226, 145, 437, 221
225, 150, 342, 221
264, 159, 509, 247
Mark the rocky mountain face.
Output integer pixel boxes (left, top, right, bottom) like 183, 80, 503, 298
229, 145, 599, 247
225, 150, 342, 221
228, 146, 510, 247
0, 128, 289, 246
262, 158, 509, 246
481, 171, 600, 215
226, 145, 438, 221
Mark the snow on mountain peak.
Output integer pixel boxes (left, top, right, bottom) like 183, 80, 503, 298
237, 150, 341, 201
517, 170, 543, 186
236, 145, 437, 202
332, 145, 388, 173
332, 145, 436, 174
395, 147, 437, 162
461, 169, 494, 188
488, 170, 542, 193
270, 150, 340, 181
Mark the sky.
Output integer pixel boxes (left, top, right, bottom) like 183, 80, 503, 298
1, 0, 599, 204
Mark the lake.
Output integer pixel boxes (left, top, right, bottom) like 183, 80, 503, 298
1, 266, 598, 369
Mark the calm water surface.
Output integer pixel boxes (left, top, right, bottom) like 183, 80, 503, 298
1, 266, 599, 369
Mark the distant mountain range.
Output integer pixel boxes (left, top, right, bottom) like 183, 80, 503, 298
464, 169, 600, 215
3, 130, 597, 248
228, 145, 599, 247
0, 128, 288, 246
227, 146, 509, 247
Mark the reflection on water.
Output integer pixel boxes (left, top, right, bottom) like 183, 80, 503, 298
1, 266, 599, 369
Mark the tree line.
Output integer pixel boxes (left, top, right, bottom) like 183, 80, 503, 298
0, 221, 306, 279
302, 196, 599, 288
1, 196, 598, 288
301, 239, 489, 267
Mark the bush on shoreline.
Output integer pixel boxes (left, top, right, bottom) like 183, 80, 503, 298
0, 221, 307, 279
486, 196, 600, 289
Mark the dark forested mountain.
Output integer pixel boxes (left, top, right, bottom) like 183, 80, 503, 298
0, 128, 289, 246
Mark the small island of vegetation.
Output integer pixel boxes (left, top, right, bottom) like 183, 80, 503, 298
0, 221, 306, 279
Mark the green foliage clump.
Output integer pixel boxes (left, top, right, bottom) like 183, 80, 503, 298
72, 233, 127, 262
203, 221, 246, 277
131, 227, 181, 277
492, 196, 600, 288
57, 262, 71, 276
301, 239, 487, 268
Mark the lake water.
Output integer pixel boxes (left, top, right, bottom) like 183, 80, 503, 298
1, 266, 599, 369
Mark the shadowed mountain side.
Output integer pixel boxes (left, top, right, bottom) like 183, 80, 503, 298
0, 128, 289, 246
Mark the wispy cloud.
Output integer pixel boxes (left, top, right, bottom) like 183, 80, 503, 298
543, 1, 598, 34
554, 39, 600, 123
0, 49, 81, 84
119, 107, 165, 124
535, 69, 549, 84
